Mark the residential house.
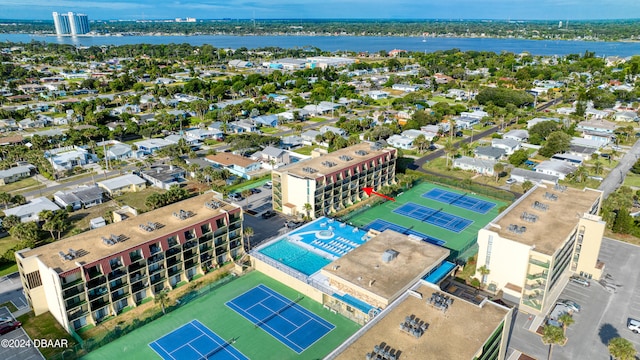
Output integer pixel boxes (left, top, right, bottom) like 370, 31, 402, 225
301, 130, 322, 144
4, 197, 60, 223
568, 144, 597, 160
186, 128, 223, 141
0, 164, 35, 185
401, 129, 435, 141
53, 185, 104, 210
164, 134, 200, 147
502, 129, 529, 143
140, 165, 187, 190
577, 120, 617, 134
446, 89, 467, 100
133, 138, 174, 155
253, 115, 279, 127
281, 135, 304, 149
454, 116, 479, 129
205, 153, 262, 179
527, 117, 561, 129
386, 135, 414, 150
571, 137, 604, 150
320, 125, 347, 137
509, 168, 558, 184
252, 146, 289, 166
228, 60, 253, 68
474, 147, 506, 161
97, 174, 147, 197
106, 143, 134, 161
278, 109, 310, 122
550, 153, 584, 166
534, 160, 576, 180
391, 84, 421, 92
453, 156, 496, 176
230, 120, 258, 133
491, 138, 521, 155
460, 110, 489, 120
614, 110, 638, 122
0, 135, 23, 146
365, 90, 389, 100
45, 146, 98, 172
585, 108, 610, 120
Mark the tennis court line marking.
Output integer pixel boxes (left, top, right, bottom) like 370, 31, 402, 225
226, 299, 305, 353
149, 338, 177, 360
257, 285, 334, 330
167, 333, 207, 356
190, 320, 245, 360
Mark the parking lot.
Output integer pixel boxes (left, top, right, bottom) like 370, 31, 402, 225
508, 237, 640, 359
0, 307, 44, 360
0, 273, 28, 313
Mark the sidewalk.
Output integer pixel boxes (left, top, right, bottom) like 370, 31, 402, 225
34, 174, 59, 187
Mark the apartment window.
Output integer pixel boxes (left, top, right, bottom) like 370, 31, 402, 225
200, 223, 212, 234
110, 257, 123, 269
25, 271, 42, 289
167, 236, 179, 248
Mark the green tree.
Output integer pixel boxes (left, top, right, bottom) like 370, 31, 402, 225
522, 180, 534, 193
477, 265, 490, 285
608, 337, 637, 360
612, 208, 633, 234
508, 149, 529, 166
558, 313, 574, 332
539, 131, 571, 157
493, 162, 505, 182
443, 138, 456, 167
1, 214, 21, 231
154, 288, 171, 315
243, 226, 254, 251
529, 121, 560, 141
541, 324, 566, 360
303, 203, 313, 220
593, 161, 603, 175
0, 192, 11, 209
9, 222, 39, 246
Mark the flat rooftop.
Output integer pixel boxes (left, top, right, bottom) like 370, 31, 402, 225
20, 193, 240, 273
491, 185, 601, 255
321, 230, 449, 302
275, 142, 395, 179
336, 284, 510, 360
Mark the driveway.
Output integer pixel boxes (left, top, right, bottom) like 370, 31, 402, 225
507, 237, 640, 359
599, 139, 640, 198
0, 307, 44, 360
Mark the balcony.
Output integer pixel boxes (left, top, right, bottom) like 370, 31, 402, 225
112, 291, 130, 302
65, 298, 87, 310
88, 287, 108, 300
131, 281, 147, 293
525, 282, 546, 291
61, 278, 83, 289
168, 267, 183, 277
90, 298, 110, 310
166, 257, 182, 267
185, 260, 198, 270
150, 275, 166, 284
86, 276, 106, 290
148, 254, 165, 265
128, 260, 146, 272
87, 270, 104, 280
67, 307, 89, 321
149, 265, 165, 276
108, 269, 127, 281
526, 272, 548, 280
214, 227, 227, 237
110, 281, 128, 292
63, 285, 85, 299
129, 253, 143, 263
529, 258, 550, 269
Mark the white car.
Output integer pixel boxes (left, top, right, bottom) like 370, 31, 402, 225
505, 178, 516, 185
629, 318, 640, 334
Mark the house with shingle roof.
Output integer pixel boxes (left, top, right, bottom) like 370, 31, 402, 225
205, 153, 262, 179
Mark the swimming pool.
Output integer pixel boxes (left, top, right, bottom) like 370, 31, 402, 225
258, 217, 369, 275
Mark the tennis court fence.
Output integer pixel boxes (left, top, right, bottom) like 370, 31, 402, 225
50, 271, 240, 360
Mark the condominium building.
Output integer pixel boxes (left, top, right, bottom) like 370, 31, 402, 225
15, 194, 243, 333
52, 12, 90, 36
271, 142, 396, 218
475, 184, 604, 314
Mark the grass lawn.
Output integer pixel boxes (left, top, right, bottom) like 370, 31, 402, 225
0, 301, 18, 312
227, 175, 271, 193
308, 117, 326, 123
293, 145, 323, 156
0, 235, 17, 256
0, 263, 17, 277
423, 157, 475, 180
83, 271, 360, 360
430, 95, 458, 104
67, 200, 119, 233
0, 177, 42, 193
624, 173, 640, 188
260, 127, 280, 134
18, 311, 78, 359
114, 187, 165, 212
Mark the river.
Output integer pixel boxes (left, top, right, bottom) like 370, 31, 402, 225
2, 33, 640, 57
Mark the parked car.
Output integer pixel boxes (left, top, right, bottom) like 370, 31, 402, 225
505, 178, 517, 185
250, 188, 262, 194
629, 318, 640, 334
261, 210, 276, 219
557, 299, 581, 313
264, 181, 273, 189
228, 193, 243, 202
0, 319, 21, 335
569, 275, 590, 287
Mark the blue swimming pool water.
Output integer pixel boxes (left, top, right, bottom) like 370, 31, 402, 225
424, 261, 457, 284
259, 217, 368, 275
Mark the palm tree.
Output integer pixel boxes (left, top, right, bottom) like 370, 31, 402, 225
303, 203, 313, 220
477, 265, 490, 285
243, 226, 254, 251
443, 138, 456, 167
241, 189, 252, 208
493, 162, 505, 182
558, 313, 574, 332
0, 191, 11, 209
414, 134, 428, 154
608, 337, 637, 360
593, 161, 603, 175
541, 324, 566, 360
154, 288, 171, 314
522, 180, 534, 193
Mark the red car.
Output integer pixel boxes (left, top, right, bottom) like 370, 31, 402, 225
0, 320, 21, 335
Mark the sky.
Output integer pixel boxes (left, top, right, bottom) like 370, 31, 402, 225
1, 0, 640, 21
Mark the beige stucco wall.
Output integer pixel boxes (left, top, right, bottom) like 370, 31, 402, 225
282, 175, 316, 217
476, 228, 531, 290
251, 257, 324, 303
575, 215, 606, 280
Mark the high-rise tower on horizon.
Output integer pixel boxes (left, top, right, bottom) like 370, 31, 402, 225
52, 12, 90, 36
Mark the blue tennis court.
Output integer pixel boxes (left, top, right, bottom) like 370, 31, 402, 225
363, 219, 446, 246
149, 320, 248, 360
422, 188, 496, 214
226, 284, 334, 354
393, 203, 473, 233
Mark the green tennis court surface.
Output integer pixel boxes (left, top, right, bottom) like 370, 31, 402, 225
348, 182, 508, 258
83, 272, 359, 360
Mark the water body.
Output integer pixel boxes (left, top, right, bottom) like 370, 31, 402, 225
2, 33, 640, 57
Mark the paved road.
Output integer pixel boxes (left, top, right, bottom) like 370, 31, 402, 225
410, 125, 501, 171
598, 139, 640, 198
0, 273, 28, 312
22, 169, 124, 199
0, 307, 45, 360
